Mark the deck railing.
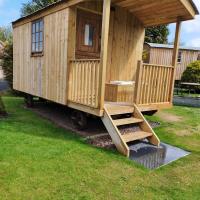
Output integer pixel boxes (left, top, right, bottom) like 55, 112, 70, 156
68, 59, 100, 108
134, 61, 174, 105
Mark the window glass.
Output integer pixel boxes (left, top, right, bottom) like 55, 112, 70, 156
39, 20, 43, 31
36, 32, 39, 43
84, 24, 94, 46
32, 34, 35, 43
39, 32, 43, 42
177, 51, 182, 62
32, 24, 36, 33
39, 42, 43, 52
32, 43, 35, 52
31, 19, 44, 54
36, 22, 39, 32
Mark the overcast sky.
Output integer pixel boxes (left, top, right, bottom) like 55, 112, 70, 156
0, 0, 200, 47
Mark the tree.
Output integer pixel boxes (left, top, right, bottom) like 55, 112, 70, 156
21, 0, 59, 17
0, 27, 12, 116
1, 41, 13, 89
145, 25, 169, 44
0, 26, 12, 43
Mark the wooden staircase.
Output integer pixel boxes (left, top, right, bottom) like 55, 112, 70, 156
101, 103, 160, 157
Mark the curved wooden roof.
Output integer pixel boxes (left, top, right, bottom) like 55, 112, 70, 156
13, 0, 198, 27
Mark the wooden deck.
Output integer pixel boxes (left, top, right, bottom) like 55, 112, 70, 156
67, 59, 174, 117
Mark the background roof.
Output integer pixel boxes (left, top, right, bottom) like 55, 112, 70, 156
146, 43, 200, 51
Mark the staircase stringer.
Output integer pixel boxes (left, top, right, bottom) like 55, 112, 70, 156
101, 107, 130, 157
133, 104, 160, 146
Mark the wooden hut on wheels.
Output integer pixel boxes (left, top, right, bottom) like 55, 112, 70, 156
12, 0, 199, 156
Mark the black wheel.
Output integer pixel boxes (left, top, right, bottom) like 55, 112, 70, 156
24, 94, 34, 108
71, 110, 88, 130
39, 97, 47, 103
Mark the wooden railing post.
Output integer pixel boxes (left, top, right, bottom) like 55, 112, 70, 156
66, 7, 76, 104
134, 60, 143, 104
170, 20, 182, 102
98, 0, 111, 110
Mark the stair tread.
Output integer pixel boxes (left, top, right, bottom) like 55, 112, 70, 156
114, 117, 143, 126
122, 131, 153, 143
105, 104, 134, 115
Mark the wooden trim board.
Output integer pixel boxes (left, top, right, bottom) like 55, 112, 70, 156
68, 101, 104, 117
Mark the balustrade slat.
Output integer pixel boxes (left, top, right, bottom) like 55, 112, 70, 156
158, 66, 162, 102
141, 67, 145, 104
159, 67, 165, 103
165, 68, 170, 102
163, 68, 168, 102
155, 66, 161, 103
146, 66, 152, 103
88, 62, 92, 105
95, 62, 100, 107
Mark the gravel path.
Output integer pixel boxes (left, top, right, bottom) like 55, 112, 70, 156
29, 101, 160, 150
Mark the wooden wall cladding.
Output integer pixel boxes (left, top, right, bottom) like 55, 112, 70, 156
106, 6, 145, 82
13, 8, 69, 105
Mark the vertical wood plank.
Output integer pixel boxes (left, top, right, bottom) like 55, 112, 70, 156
170, 20, 182, 102
99, 0, 111, 110
134, 60, 143, 104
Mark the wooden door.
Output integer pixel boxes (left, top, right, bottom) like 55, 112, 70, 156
76, 9, 102, 59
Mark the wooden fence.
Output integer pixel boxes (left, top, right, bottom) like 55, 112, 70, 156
134, 62, 174, 105
68, 59, 100, 108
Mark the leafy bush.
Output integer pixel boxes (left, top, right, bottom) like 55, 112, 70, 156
181, 61, 200, 92
1, 41, 13, 89
0, 26, 12, 43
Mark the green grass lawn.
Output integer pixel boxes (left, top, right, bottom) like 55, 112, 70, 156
0, 97, 200, 200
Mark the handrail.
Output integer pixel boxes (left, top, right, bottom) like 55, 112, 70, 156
70, 59, 101, 62
143, 63, 174, 68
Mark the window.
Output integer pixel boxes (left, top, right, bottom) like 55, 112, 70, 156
197, 54, 200, 60
84, 24, 94, 46
31, 19, 44, 54
177, 51, 182, 63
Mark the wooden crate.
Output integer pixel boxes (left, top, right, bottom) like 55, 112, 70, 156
105, 83, 134, 103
